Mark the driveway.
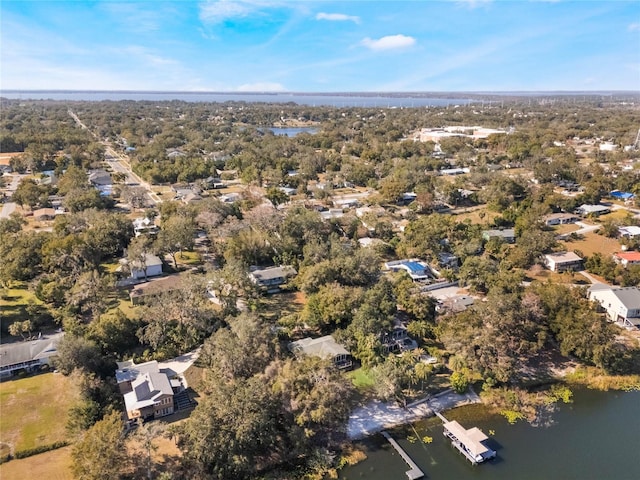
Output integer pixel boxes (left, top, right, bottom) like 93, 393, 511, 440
0, 202, 17, 219
158, 348, 201, 386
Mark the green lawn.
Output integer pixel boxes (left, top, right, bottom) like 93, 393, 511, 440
0, 285, 45, 337
348, 368, 376, 391
0, 373, 79, 454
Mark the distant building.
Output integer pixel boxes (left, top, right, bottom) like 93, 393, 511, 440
482, 228, 516, 243
129, 274, 182, 305
618, 226, 640, 238
575, 204, 610, 217
133, 217, 159, 237
288, 335, 352, 370
120, 253, 163, 280
32, 207, 56, 221
544, 213, 580, 226
385, 259, 433, 281
0, 332, 64, 378
249, 265, 297, 293
613, 251, 640, 268
544, 251, 584, 272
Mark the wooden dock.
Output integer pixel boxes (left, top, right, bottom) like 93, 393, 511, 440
381, 431, 424, 480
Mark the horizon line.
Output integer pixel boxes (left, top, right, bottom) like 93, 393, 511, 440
2, 89, 640, 95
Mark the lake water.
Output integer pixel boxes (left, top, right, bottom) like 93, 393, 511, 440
0, 91, 472, 108
263, 127, 318, 137
338, 388, 640, 480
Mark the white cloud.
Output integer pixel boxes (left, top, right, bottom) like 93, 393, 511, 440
236, 82, 285, 91
199, 0, 287, 24
454, 0, 492, 9
628, 23, 640, 32
316, 12, 360, 24
360, 34, 416, 51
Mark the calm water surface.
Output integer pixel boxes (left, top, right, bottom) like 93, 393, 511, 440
339, 388, 640, 480
1, 91, 471, 108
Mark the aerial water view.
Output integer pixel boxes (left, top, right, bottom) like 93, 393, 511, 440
1, 1, 640, 479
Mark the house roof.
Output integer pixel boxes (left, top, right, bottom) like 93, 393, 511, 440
250, 265, 297, 282
619, 226, 640, 237
444, 421, 490, 458
545, 212, 579, 221
130, 274, 182, 298
33, 208, 56, 218
115, 360, 161, 384
545, 251, 583, 263
0, 332, 64, 369
289, 335, 350, 359
124, 371, 173, 411
614, 251, 640, 262
611, 287, 640, 310
123, 253, 163, 270
577, 204, 610, 213
483, 228, 515, 238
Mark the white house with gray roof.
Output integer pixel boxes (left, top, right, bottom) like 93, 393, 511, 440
116, 360, 175, 420
288, 335, 352, 370
249, 265, 297, 292
0, 332, 64, 378
589, 285, 640, 327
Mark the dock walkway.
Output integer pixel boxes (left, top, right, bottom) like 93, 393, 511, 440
381, 431, 424, 480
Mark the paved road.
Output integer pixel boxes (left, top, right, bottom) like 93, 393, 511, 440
69, 109, 161, 205
0, 202, 17, 219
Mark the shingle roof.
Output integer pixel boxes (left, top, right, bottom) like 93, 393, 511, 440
289, 335, 350, 359
0, 333, 64, 369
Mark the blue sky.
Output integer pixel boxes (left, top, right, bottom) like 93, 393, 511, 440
1, 0, 639, 92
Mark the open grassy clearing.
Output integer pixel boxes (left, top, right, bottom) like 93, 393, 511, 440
559, 232, 622, 257
598, 209, 635, 222
450, 206, 498, 225
0, 445, 73, 480
259, 290, 306, 323
0, 284, 46, 336
0, 373, 79, 454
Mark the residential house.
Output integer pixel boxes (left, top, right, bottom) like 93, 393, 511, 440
544, 251, 584, 272
129, 274, 182, 305
288, 335, 352, 370
33, 207, 56, 221
381, 326, 418, 354
133, 217, 159, 237
575, 204, 610, 217
436, 295, 475, 313
320, 209, 345, 221
219, 192, 241, 203
0, 332, 64, 378
588, 285, 640, 327
482, 228, 516, 244
203, 176, 225, 189
120, 253, 163, 280
544, 213, 580, 226
249, 265, 297, 292
116, 360, 175, 421
182, 192, 203, 204
610, 190, 635, 203
618, 226, 640, 238
385, 259, 433, 281
613, 251, 640, 268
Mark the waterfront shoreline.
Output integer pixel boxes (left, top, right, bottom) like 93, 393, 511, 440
347, 388, 480, 440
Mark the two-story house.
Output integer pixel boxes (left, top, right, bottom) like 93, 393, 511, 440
589, 285, 640, 327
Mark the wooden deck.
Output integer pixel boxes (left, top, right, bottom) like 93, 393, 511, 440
381, 431, 424, 480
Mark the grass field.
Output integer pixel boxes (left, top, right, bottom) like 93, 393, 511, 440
0, 445, 73, 480
0, 373, 79, 454
559, 232, 622, 257
0, 284, 46, 337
